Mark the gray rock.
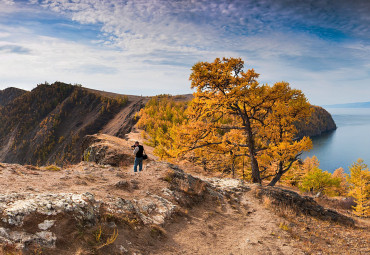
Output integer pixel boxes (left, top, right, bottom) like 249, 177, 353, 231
38, 220, 56, 230
115, 180, 130, 190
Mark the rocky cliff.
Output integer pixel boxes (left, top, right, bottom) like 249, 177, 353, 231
295, 105, 337, 138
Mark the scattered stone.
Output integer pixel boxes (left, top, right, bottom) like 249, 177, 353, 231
115, 180, 130, 190
131, 180, 139, 189
35, 231, 57, 248
119, 245, 128, 253
38, 220, 56, 230
75, 180, 88, 185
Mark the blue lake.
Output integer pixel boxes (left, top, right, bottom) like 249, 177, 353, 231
301, 108, 370, 173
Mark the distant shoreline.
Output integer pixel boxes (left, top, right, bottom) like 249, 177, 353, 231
323, 102, 370, 108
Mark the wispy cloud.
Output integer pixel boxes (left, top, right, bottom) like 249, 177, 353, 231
0, 0, 368, 104
0, 44, 31, 54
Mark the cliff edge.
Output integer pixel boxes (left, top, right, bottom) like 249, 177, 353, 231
295, 105, 337, 138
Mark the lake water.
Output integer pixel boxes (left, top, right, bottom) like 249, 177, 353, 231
301, 108, 370, 173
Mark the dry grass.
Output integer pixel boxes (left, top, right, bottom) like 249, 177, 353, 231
262, 196, 272, 208
261, 194, 369, 254
316, 196, 356, 211
251, 186, 369, 254
24, 164, 39, 170
162, 169, 175, 183
44, 165, 61, 171
150, 224, 167, 238
0, 243, 22, 255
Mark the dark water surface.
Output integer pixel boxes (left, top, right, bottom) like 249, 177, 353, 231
301, 108, 370, 173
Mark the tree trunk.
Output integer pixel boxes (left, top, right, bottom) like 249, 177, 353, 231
244, 118, 261, 184
268, 172, 283, 186
250, 156, 261, 183
232, 163, 235, 178
242, 156, 245, 180
268, 162, 283, 186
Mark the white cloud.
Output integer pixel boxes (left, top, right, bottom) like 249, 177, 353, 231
0, 22, 191, 95
0, 0, 368, 104
0, 0, 14, 5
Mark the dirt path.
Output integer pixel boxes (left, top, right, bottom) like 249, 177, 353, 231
151, 192, 302, 255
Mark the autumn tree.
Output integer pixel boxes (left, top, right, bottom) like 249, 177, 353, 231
332, 167, 348, 196
137, 95, 188, 159
299, 167, 341, 196
281, 156, 320, 187
347, 159, 370, 217
181, 57, 312, 185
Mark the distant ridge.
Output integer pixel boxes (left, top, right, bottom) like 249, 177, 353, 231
323, 101, 370, 108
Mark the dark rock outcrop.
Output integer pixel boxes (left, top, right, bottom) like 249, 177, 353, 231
252, 185, 354, 226
82, 134, 134, 166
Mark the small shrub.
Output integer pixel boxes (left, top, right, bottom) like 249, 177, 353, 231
262, 196, 272, 208
163, 170, 175, 183
299, 167, 341, 196
94, 226, 118, 250
279, 222, 290, 231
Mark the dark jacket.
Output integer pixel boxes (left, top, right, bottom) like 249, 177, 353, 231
135, 145, 144, 158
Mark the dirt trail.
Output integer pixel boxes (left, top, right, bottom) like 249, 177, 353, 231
152, 192, 302, 255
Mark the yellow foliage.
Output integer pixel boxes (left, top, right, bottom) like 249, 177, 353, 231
138, 58, 313, 185
185, 57, 312, 184
347, 159, 370, 217
299, 167, 341, 196
332, 167, 348, 196
137, 95, 187, 159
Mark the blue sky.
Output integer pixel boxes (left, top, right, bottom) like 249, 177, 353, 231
0, 0, 369, 105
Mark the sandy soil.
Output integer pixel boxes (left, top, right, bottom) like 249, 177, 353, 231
152, 196, 302, 255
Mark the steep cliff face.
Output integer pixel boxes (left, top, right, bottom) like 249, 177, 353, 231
295, 105, 337, 138
0, 87, 26, 106
0, 82, 146, 165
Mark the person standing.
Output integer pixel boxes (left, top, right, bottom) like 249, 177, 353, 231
133, 141, 144, 172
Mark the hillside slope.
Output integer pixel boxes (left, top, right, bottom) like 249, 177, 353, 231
0, 87, 26, 106
0, 82, 147, 165
0, 134, 367, 254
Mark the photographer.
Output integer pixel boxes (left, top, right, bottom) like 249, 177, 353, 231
132, 141, 144, 172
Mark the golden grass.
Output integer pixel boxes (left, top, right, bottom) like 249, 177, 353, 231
44, 165, 61, 171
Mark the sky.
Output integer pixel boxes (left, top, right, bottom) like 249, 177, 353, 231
0, 0, 369, 105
